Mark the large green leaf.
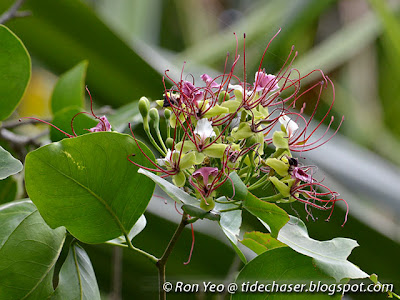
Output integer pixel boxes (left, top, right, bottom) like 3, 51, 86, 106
0, 200, 66, 299
243, 192, 289, 239
240, 231, 286, 255
50, 106, 98, 142
0, 25, 30, 120
51, 60, 87, 114
232, 247, 341, 300
25, 132, 156, 244
52, 242, 100, 300
2, 0, 162, 106
262, 216, 369, 282
0, 146, 23, 180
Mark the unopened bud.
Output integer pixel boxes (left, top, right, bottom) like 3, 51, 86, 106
138, 96, 150, 119
166, 137, 174, 149
164, 109, 171, 120
149, 108, 160, 126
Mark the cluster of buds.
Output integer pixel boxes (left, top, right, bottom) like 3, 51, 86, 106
131, 33, 348, 223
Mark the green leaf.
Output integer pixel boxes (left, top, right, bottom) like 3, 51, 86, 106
0, 200, 66, 299
138, 168, 200, 207
0, 25, 30, 120
25, 132, 156, 244
240, 231, 286, 255
217, 171, 248, 201
106, 214, 147, 246
243, 192, 289, 238
50, 106, 98, 142
51, 60, 88, 114
215, 201, 247, 264
3, 0, 162, 106
233, 247, 341, 300
0, 146, 23, 179
263, 216, 369, 282
52, 242, 100, 300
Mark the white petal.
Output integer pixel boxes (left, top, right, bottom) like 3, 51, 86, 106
229, 84, 244, 95
194, 118, 216, 141
156, 158, 166, 166
279, 114, 299, 137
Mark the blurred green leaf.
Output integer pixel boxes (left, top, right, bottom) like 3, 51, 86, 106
51, 60, 87, 114
0, 25, 30, 120
243, 192, 289, 239
233, 247, 340, 300
108, 100, 140, 133
2, 0, 162, 106
240, 231, 286, 255
262, 216, 369, 282
294, 11, 382, 83
0, 200, 66, 299
176, 0, 337, 68
50, 106, 98, 142
25, 132, 156, 244
0, 176, 17, 204
52, 242, 100, 300
0, 146, 23, 180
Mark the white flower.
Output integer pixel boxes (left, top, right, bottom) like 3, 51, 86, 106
194, 118, 216, 142
279, 114, 299, 137
156, 149, 175, 166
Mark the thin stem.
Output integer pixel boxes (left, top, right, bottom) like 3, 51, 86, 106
123, 232, 158, 264
157, 213, 189, 300
110, 247, 123, 300
0, 0, 31, 24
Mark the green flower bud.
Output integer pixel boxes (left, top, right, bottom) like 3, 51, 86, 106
149, 108, 160, 126
164, 109, 171, 120
138, 96, 150, 119
166, 137, 174, 149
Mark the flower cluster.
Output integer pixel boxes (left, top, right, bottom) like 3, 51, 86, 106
131, 33, 348, 223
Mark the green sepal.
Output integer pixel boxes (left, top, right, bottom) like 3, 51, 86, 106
202, 104, 229, 118
220, 100, 241, 113
172, 171, 186, 187
266, 158, 289, 177
203, 144, 227, 158
270, 176, 291, 197
179, 152, 196, 169
231, 122, 253, 140
272, 131, 289, 149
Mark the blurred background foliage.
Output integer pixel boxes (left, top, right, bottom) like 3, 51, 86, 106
1, 0, 400, 299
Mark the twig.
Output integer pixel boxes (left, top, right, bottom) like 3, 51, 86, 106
157, 213, 189, 300
110, 247, 123, 300
1, 118, 51, 129
0, 128, 45, 148
0, 0, 31, 24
